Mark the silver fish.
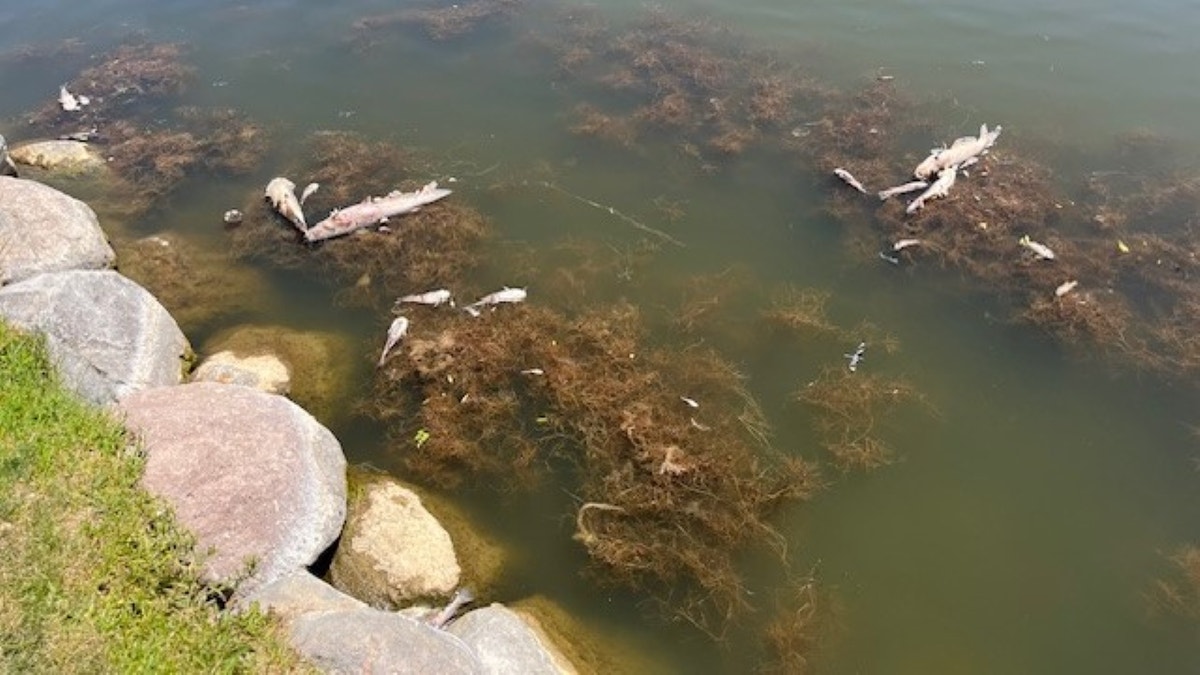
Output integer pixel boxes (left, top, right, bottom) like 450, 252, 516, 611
1019, 235, 1056, 260
1055, 280, 1079, 297
906, 166, 957, 214
845, 342, 867, 372
377, 316, 410, 367
396, 289, 453, 308
305, 181, 452, 242
892, 238, 922, 251
58, 85, 82, 112
914, 124, 1002, 180
464, 287, 527, 316
265, 177, 307, 231
878, 180, 928, 201
833, 168, 869, 195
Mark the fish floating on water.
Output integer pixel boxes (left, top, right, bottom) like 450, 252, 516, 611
906, 166, 957, 214
58, 85, 89, 112
833, 168, 869, 195
300, 182, 319, 205
878, 180, 928, 201
305, 181, 452, 242
844, 342, 867, 372
265, 177, 307, 232
913, 124, 1002, 180
377, 316, 410, 367
1055, 280, 1079, 297
395, 288, 454, 308
463, 287, 527, 317
1019, 235, 1056, 260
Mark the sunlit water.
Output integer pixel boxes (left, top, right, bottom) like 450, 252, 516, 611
3, 1, 1200, 672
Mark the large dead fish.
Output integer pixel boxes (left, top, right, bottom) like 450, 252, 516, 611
265, 177, 307, 232
377, 315, 410, 367
914, 124, 1002, 180
906, 166, 957, 214
305, 181, 452, 243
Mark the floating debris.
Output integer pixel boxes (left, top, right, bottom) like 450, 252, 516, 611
222, 209, 243, 225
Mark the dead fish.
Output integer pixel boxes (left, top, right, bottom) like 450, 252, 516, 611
1019, 235, 1056, 260
395, 289, 453, 308
844, 342, 867, 372
914, 124, 1002, 180
878, 180, 928, 201
1055, 280, 1079, 297
377, 316, 410, 367
300, 182, 319, 205
680, 396, 700, 409
428, 587, 475, 630
265, 177, 307, 231
464, 287, 527, 317
833, 168, 869, 195
893, 238, 922, 251
906, 166, 957, 214
58, 85, 81, 112
521, 368, 545, 375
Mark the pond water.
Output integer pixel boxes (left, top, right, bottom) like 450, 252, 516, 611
3, 1, 1200, 672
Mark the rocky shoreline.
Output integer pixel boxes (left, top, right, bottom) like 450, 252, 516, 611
0, 169, 586, 673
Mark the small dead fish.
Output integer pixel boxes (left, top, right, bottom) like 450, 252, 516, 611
300, 182, 319, 205
429, 587, 475, 630
396, 289, 453, 308
377, 316, 410, 367
833, 168, 869, 195
1055, 280, 1079, 297
58, 85, 82, 112
844, 342, 867, 372
878, 180, 928, 201
893, 238, 922, 251
1019, 235, 1056, 260
464, 287, 527, 316
680, 396, 700, 409
521, 368, 545, 375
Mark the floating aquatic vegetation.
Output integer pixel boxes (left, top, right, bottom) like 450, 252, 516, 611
368, 301, 822, 638
354, 0, 523, 41
28, 42, 194, 127
759, 574, 840, 675
761, 286, 840, 337
229, 130, 488, 306
1146, 545, 1200, 621
796, 368, 929, 473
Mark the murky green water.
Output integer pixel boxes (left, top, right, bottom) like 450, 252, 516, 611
3, 1, 1200, 672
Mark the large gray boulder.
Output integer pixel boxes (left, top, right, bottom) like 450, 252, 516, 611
329, 472, 462, 608
0, 176, 114, 285
118, 382, 347, 593
290, 608, 481, 675
249, 571, 481, 674
449, 605, 576, 675
0, 269, 189, 405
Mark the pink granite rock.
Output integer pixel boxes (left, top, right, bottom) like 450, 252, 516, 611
119, 382, 347, 593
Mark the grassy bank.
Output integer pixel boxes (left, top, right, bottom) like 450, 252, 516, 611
0, 322, 303, 672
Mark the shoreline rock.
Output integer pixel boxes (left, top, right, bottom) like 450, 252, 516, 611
0, 176, 115, 286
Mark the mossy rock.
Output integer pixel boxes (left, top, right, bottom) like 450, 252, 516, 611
200, 323, 354, 423
117, 232, 278, 334
330, 466, 509, 609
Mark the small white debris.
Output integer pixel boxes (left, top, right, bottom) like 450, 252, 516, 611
521, 368, 544, 375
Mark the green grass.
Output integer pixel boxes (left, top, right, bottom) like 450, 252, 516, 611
0, 322, 305, 673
